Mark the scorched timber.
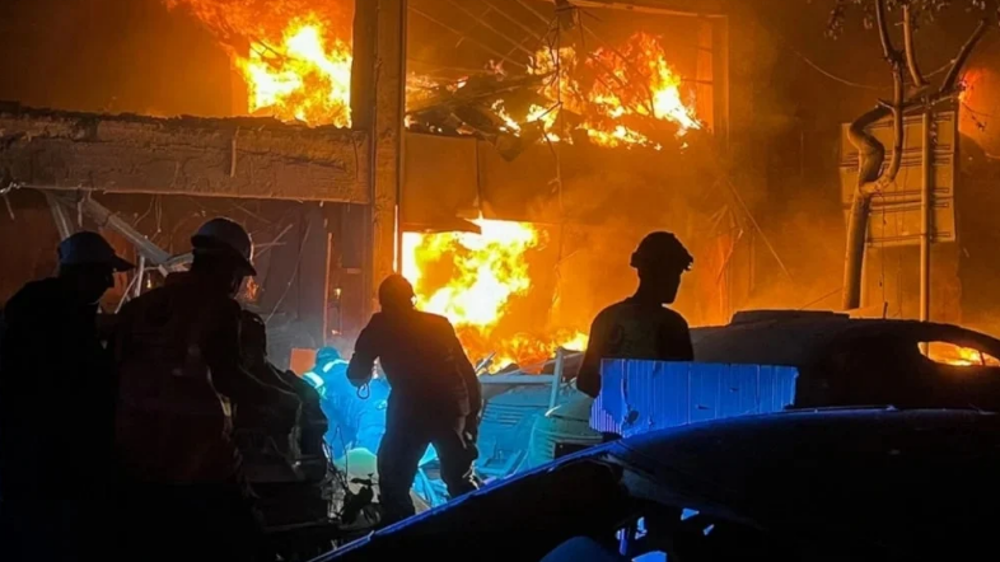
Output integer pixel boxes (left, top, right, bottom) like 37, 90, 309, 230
0, 104, 371, 202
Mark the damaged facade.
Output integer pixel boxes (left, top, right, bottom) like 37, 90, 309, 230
2, 0, 999, 369
0, 0, 742, 370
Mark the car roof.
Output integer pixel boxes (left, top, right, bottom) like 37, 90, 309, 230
691, 312, 1000, 366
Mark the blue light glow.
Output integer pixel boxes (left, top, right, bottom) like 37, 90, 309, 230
680, 508, 699, 521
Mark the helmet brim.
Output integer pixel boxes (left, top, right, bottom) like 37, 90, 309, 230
191, 235, 257, 276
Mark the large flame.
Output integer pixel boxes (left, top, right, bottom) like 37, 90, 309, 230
239, 17, 352, 126
170, 0, 696, 144
526, 32, 700, 149
167, 2, 686, 368
164, 0, 352, 127
402, 218, 587, 372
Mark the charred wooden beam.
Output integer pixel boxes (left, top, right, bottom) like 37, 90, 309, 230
0, 104, 370, 203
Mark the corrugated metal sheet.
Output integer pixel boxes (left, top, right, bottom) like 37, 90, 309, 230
590, 360, 798, 438
476, 386, 551, 477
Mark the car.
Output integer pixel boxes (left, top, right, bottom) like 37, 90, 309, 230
474, 310, 1000, 478
313, 407, 1000, 562
691, 310, 1000, 408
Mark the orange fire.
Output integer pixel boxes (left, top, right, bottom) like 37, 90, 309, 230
239, 17, 352, 126
167, 3, 687, 369
924, 343, 1000, 367
163, 0, 353, 127
524, 32, 700, 149
402, 218, 587, 372
171, 0, 696, 146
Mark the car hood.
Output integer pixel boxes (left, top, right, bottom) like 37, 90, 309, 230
610, 408, 1000, 557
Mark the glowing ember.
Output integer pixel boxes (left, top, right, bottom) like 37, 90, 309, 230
402, 218, 587, 372
239, 18, 352, 126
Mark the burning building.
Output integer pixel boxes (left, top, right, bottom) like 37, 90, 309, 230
395, 0, 734, 371
0, 0, 740, 372
4, 0, 996, 371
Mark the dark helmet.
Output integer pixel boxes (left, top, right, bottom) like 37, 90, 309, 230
58, 231, 134, 272
378, 274, 416, 310
191, 218, 256, 276
630, 231, 693, 272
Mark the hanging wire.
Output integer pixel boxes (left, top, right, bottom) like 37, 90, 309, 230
797, 286, 844, 310
265, 218, 312, 324
409, 4, 529, 70
440, 0, 537, 57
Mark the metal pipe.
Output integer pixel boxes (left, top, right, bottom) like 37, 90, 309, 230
549, 347, 566, 410
133, 256, 146, 298
75, 196, 174, 266
48, 192, 188, 272
920, 110, 933, 322
44, 192, 75, 240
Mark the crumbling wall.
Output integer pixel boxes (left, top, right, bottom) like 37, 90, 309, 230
0, 104, 371, 202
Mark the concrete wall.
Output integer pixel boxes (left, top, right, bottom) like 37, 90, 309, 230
0, 105, 371, 203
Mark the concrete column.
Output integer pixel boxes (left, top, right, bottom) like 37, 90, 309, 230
355, 0, 407, 317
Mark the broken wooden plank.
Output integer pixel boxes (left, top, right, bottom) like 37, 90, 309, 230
0, 103, 371, 203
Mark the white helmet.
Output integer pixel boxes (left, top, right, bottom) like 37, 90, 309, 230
191, 218, 256, 275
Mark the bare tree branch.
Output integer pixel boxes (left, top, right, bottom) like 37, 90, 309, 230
875, 0, 896, 60
848, 0, 905, 194
941, 18, 989, 94
885, 62, 906, 185
903, 4, 929, 89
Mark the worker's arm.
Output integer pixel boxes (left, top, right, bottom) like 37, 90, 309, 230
448, 322, 482, 417
204, 302, 296, 408
347, 319, 379, 388
577, 313, 608, 398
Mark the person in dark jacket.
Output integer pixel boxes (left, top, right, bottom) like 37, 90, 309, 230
0, 231, 133, 562
578, 231, 695, 399
238, 309, 325, 459
348, 274, 482, 526
112, 218, 298, 562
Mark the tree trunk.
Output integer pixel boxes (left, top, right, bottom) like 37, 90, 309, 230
842, 101, 892, 310
842, 190, 872, 310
